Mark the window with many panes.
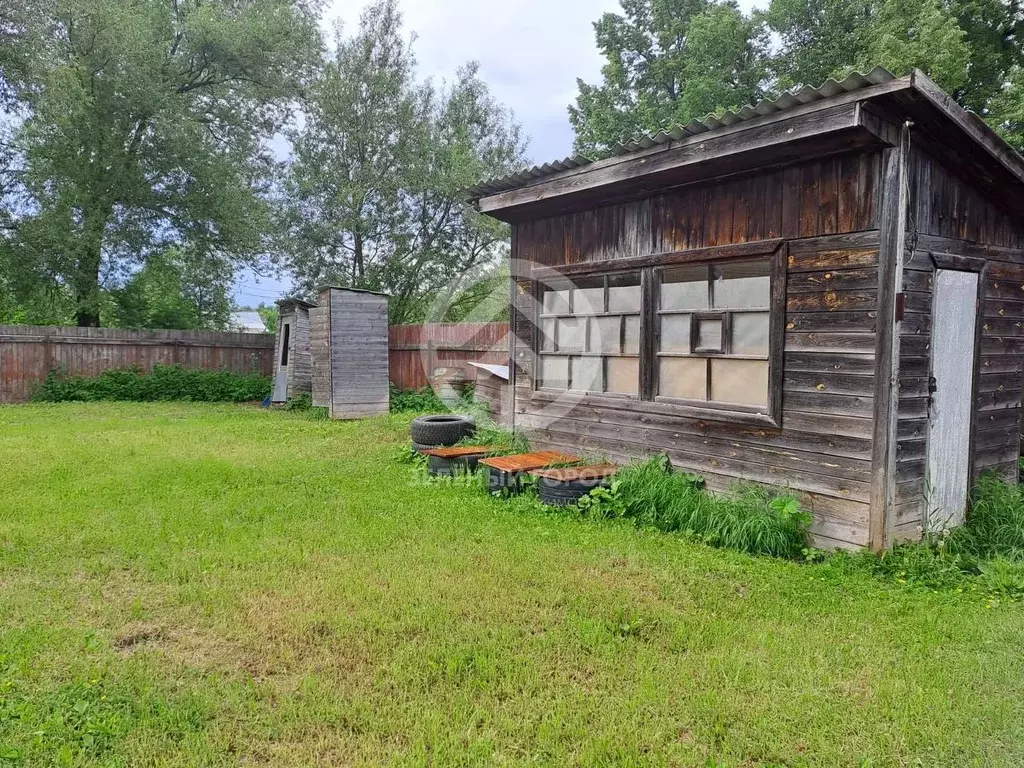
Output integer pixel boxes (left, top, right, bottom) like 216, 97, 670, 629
656, 261, 771, 409
538, 272, 641, 395
535, 246, 780, 421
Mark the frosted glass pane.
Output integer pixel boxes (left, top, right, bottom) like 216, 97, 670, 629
623, 315, 640, 355
570, 356, 602, 392
541, 356, 568, 389
713, 261, 770, 309
732, 312, 770, 356
711, 359, 769, 407
659, 357, 707, 400
608, 273, 641, 312
660, 314, 691, 353
589, 315, 620, 354
557, 318, 586, 352
607, 357, 639, 395
543, 288, 570, 314
697, 319, 723, 350
574, 277, 604, 314
541, 318, 556, 351
661, 266, 708, 310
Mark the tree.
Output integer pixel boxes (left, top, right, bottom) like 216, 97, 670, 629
282, 0, 527, 324
572, 0, 1024, 154
569, 0, 768, 155
0, 0, 322, 326
105, 246, 233, 330
766, 0, 1024, 147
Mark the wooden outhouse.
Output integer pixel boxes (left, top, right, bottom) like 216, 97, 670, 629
271, 299, 316, 404
310, 286, 390, 420
470, 68, 1024, 550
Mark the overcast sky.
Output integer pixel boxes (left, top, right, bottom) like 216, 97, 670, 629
236, 0, 759, 307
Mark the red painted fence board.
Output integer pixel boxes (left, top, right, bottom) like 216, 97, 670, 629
0, 322, 510, 403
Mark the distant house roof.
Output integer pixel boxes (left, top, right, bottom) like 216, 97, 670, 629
229, 311, 268, 334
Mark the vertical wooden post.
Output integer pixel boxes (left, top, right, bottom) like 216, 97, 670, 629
870, 124, 911, 550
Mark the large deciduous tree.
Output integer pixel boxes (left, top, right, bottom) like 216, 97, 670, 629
569, 0, 768, 155
0, 0, 322, 326
573, 0, 1024, 154
281, 0, 526, 324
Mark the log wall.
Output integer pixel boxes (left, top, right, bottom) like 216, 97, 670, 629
511, 152, 885, 549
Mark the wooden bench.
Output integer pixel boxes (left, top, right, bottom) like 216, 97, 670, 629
478, 451, 582, 493
421, 445, 499, 477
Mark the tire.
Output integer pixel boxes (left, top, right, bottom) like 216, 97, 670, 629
538, 476, 611, 507
411, 414, 475, 447
428, 453, 486, 477
412, 441, 441, 454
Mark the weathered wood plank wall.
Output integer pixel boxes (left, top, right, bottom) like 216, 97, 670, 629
511, 151, 884, 549
0, 325, 274, 403
894, 147, 1024, 540
389, 323, 509, 390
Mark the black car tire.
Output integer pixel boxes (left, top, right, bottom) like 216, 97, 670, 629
410, 414, 476, 447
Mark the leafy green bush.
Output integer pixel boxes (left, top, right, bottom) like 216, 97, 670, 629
389, 385, 448, 413
286, 392, 313, 411
32, 364, 271, 403
575, 457, 812, 559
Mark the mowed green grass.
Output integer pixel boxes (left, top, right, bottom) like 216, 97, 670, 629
0, 404, 1022, 767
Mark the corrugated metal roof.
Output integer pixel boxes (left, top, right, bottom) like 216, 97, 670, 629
468, 67, 896, 200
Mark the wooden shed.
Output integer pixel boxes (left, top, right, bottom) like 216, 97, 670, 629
271, 298, 316, 404
310, 286, 390, 420
470, 68, 1024, 550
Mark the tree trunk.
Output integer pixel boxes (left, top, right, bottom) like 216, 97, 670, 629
74, 204, 111, 327
353, 231, 365, 282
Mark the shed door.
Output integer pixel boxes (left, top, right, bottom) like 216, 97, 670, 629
273, 322, 291, 403
925, 269, 979, 531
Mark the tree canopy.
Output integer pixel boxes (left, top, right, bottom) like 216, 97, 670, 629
280, 0, 526, 324
571, 0, 1024, 154
0, 0, 322, 326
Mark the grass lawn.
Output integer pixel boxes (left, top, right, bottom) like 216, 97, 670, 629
0, 403, 1022, 767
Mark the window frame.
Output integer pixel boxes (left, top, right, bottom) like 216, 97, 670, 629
536, 269, 643, 398
530, 239, 787, 428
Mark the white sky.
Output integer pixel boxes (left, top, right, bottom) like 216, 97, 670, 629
236, 0, 761, 306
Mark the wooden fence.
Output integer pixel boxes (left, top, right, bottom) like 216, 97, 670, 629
0, 322, 510, 403
0, 325, 276, 403
389, 322, 509, 390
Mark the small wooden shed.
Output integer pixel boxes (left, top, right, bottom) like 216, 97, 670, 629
470, 68, 1024, 550
310, 286, 390, 420
271, 298, 316, 404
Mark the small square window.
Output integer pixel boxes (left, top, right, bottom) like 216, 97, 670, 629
570, 356, 602, 392
574, 278, 605, 315
589, 316, 621, 354
608, 273, 641, 312
696, 318, 724, 352
541, 356, 569, 389
660, 314, 691, 354
557, 318, 586, 352
543, 288, 570, 315
607, 357, 639, 395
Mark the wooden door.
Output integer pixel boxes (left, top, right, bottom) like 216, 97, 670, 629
272, 322, 291, 403
925, 269, 979, 531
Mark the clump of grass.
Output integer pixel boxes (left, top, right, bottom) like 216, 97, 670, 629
827, 470, 1024, 598
578, 457, 812, 560
947, 472, 1024, 561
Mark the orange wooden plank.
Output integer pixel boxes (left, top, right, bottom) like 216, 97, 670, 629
479, 451, 581, 473
530, 464, 620, 482
421, 445, 498, 459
